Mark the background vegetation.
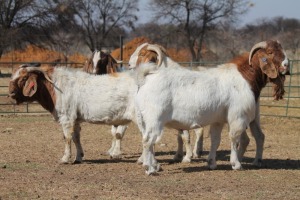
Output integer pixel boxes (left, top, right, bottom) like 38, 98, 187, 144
0, 0, 299, 63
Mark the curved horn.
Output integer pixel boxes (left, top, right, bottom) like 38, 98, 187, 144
115, 59, 123, 64
249, 41, 267, 65
146, 44, 165, 67
24, 66, 54, 84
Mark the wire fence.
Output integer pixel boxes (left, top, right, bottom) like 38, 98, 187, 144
0, 60, 299, 118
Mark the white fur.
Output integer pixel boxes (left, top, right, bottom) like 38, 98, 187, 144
85, 50, 128, 159
50, 68, 137, 163
129, 43, 202, 163
135, 63, 256, 174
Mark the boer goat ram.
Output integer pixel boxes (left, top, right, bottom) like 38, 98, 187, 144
8, 65, 137, 164
134, 40, 289, 175
128, 43, 204, 163
83, 50, 126, 159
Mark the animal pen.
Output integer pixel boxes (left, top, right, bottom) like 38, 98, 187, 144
0, 60, 300, 118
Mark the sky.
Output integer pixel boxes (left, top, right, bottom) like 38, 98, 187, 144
138, 0, 300, 26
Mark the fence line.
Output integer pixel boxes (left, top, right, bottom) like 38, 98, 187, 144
0, 61, 299, 118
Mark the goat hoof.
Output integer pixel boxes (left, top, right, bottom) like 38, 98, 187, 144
181, 157, 192, 163
193, 151, 203, 158
173, 154, 183, 163
231, 163, 243, 170
253, 159, 262, 167
145, 165, 161, 176
73, 160, 82, 164
207, 159, 217, 170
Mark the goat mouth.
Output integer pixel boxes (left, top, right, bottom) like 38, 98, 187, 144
7, 93, 20, 104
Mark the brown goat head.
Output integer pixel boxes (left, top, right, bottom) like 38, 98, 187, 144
8, 64, 55, 111
83, 50, 120, 75
249, 40, 289, 100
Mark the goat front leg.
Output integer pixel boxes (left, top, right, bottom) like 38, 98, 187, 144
229, 121, 245, 170
207, 123, 223, 170
143, 140, 160, 175
60, 123, 74, 164
193, 128, 204, 158
108, 125, 127, 159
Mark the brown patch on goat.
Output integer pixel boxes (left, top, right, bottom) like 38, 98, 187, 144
8, 66, 56, 114
83, 51, 118, 75
232, 40, 287, 101
136, 44, 169, 66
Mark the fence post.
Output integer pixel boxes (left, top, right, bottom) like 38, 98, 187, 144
285, 61, 293, 117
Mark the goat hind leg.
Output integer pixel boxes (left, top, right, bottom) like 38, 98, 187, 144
181, 130, 193, 163
72, 123, 84, 163
173, 130, 184, 162
238, 131, 250, 161
109, 125, 127, 159
250, 120, 265, 167
193, 128, 204, 158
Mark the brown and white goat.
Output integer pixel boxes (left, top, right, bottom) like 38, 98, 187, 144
129, 43, 205, 163
134, 40, 289, 175
83, 50, 126, 159
83, 50, 121, 74
8, 65, 137, 164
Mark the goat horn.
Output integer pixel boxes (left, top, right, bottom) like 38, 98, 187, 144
146, 44, 164, 67
249, 41, 267, 65
24, 66, 54, 84
115, 59, 123, 64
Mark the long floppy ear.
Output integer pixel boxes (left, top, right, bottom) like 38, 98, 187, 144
23, 75, 37, 97
107, 55, 118, 73
258, 52, 278, 79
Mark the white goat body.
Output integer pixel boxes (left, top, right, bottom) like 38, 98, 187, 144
9, 66, 137, 163
129, 43, 204, 163
83, 50, 127, 159
134, 40, 289, 175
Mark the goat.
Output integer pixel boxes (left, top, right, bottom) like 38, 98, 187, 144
128, 43, 204, 163
83, 50, 126, 159
83, 50, 121, 74
129, 43, 272, 168
8, 65, 137, 164
134, 40, 289, 175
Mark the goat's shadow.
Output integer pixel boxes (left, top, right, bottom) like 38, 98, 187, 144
82, 150, 300, 172
83, 153, 142, 164
176, 150, 300, 173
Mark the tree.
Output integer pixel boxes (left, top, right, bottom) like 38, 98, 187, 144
0, 0, 51, 57
70, 0, 139, 51
150, 0, 250, 62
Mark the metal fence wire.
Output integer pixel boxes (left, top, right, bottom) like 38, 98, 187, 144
0, 61, 299, 118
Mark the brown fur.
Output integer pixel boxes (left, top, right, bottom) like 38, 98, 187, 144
83, 51, 118, 75
136, 44, 168, 66
232, 40, 287, 101
9, 66, 56, 114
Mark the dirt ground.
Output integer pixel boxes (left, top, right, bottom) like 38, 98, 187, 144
0, 114, 299, 199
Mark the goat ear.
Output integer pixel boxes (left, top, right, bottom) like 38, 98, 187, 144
23, 76, 37, 97
107, 55, 117, 73
258, 53, 278, 79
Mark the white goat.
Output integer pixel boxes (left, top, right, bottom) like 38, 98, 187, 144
83, 50, 126, 159
128, 43, 204, 163
8, 65, 137, 164
134, 40, 289, 175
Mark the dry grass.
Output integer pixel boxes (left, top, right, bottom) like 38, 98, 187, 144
0, 115, 299, 199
